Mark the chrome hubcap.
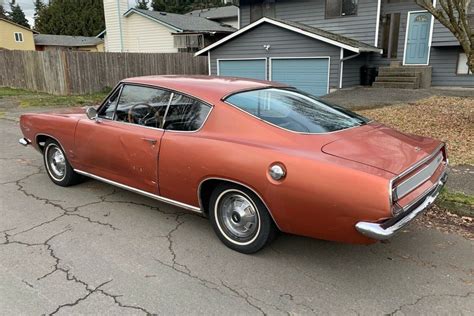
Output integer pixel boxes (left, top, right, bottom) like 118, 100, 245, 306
47, 146, 66, 180
219, 193, 258, 239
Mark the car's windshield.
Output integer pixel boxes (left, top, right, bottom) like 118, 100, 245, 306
225, 88, 370, 133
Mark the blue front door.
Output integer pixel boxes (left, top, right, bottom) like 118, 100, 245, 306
405, 12, 432, 65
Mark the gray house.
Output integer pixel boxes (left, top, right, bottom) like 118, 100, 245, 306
196, 0, 473, 96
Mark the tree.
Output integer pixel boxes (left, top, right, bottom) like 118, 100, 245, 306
151, 0, 166, 11
34, 0, 105, 37
416, 0, 473, 72
150, 0, 227, 14
136, 0, 150, 10
8, 1, 30, 28
0, 4, 9, 19
33, 0, 47, 31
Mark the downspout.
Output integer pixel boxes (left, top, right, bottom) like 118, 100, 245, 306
339, 49, 361, 89
374, 0, 382, 47
117, 0, 124, 52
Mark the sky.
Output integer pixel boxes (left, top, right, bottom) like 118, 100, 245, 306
0, 0, 137, 28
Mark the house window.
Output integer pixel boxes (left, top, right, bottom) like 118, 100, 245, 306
326, 0, 358, 18
250, 0, 276, 23
173, 34, 204, 52
14, 32, 24, 42
457, 53, 472, 75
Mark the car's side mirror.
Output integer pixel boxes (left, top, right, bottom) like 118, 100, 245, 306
86, 107, 98, 120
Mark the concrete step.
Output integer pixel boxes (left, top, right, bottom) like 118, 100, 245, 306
375, 76, 419, 83
378, 69, 422, 77
372, 81, 418, 89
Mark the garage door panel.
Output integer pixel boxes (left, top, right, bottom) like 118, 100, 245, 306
271, 58, 329, 96
218, 59, 266, 80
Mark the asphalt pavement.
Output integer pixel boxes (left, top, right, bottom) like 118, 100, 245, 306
0, 113, 473, 315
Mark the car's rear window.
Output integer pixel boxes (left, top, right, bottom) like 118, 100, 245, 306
225, 88, 369, 133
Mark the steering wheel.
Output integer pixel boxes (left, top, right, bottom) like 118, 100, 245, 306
127, 103, 158, 126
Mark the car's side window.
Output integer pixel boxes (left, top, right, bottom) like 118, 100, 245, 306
115, 85, 172, 128
163, 94, 211, 131
98, 87, 121, 119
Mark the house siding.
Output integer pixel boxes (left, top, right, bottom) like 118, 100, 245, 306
209, 23, 341, 89
430, 47, 473, 87
432, 21, 458, 46
123, 14, 178, 53
342, 53, 368, 88
240, 0, 379, 45
103, 0, 129, 52
0, 20, 35, 51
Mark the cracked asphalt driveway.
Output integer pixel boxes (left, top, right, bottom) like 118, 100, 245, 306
1, 115, 473, 315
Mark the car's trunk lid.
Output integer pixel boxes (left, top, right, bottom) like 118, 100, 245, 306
321, 125, 442, 175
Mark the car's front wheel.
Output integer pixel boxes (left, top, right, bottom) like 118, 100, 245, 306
43, 139, 81, 186
209, 184, 277, 253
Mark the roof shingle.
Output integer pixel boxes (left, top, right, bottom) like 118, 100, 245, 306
34, 34, 103, 47
126, 9, 236, 33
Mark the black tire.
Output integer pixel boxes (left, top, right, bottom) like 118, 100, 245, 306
43, 139, 82, 187
209, 183, 277, 254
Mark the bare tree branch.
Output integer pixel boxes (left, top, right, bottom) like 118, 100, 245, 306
416, 0, 473, 73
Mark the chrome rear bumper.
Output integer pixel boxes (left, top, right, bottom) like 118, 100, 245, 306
355, 171, 448, 240
19, 138, 30, 146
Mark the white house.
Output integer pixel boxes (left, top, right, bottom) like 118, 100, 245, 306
101, 0, 235, 53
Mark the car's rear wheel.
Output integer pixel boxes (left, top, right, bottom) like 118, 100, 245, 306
43, 139, 81, 186
209, 184, 277, 253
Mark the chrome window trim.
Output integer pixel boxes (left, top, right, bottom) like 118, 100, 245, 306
395, 152, 444, 199
97, 83, 124, 118
223, 88, 372, 135
74, 169, 203, 214
95, 82, 214, 134
197, 177, 282, 230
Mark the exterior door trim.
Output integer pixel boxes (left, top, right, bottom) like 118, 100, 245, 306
217, 58, 268, 80
269, 56, 331, 95
402, 10, 435, 66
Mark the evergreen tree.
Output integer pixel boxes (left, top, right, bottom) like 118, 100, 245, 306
151, 0, 166, 11
33, 0, 47, 31
8, 1, 30, 28
0, 4, 9, 20
151, 0, 229, 14
34, 0, 105, 37
136, 0, 150, 10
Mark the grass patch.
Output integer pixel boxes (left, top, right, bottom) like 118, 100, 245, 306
0, 87, 108, 108
357, 96, 474, 165
0, 87, 39, 98
436, 188, 474, 218
19, 93, 108, 108
439, 189, 474, 206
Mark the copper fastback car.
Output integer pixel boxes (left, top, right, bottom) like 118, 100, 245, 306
19, 76, 448, 253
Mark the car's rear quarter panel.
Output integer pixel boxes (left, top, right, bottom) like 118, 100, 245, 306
159, 102, 393, 244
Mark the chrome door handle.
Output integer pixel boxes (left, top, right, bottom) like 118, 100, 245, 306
142, 138, 157, 145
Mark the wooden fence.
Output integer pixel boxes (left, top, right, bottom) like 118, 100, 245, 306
0, 50, 208, 95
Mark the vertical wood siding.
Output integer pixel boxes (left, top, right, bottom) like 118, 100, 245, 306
0, 51, 208, 95
209, 23, 341, 89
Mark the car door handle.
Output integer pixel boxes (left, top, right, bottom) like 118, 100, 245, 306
142, 138, 157, 145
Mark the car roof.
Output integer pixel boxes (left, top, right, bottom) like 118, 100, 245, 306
121, 75, 287, 103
